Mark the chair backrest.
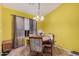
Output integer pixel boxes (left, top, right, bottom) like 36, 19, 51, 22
2, 40, 12, 53
29, 36, 43, 53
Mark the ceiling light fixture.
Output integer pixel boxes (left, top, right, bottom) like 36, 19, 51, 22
33, 3, 44, 21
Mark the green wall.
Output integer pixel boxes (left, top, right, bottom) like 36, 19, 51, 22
41, 4, 79, 52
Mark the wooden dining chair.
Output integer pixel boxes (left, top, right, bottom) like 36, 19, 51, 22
2, 40, 12, 55
29, 36, 43, 56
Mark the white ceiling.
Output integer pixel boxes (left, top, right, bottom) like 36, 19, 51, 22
1, 3, 61, 16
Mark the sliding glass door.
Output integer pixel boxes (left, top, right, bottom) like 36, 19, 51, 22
13, 15, 25, 48
29, 19, 37, 34
12, 15, 37, 48
24, 19, 37, 36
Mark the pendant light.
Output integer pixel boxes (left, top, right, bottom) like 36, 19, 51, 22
33, 3, 44, 21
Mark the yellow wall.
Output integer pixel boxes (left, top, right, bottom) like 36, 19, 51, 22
37, 21, 44, 31
0, 5, 2, 52
1, 6, 33, 41
41, 4, 79, 52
